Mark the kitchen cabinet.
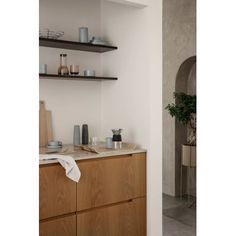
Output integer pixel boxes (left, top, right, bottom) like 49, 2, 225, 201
77, 153, 145, 211
39, 164, 77, 220
77, 197, 146, 236
39, 152, 146, 235
40, 215, 76, 236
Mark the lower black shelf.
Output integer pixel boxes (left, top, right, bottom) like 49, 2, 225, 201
39, 74, 118, 81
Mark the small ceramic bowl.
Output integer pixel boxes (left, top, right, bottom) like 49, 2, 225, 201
84, 69, 96, 77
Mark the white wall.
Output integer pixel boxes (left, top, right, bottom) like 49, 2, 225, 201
100, 2, 149, 146
101, 1, 162, 235
39, 0, 103, 143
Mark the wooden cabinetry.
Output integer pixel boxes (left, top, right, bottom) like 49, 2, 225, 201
77, 153, 145, 211
39, 152, 146, 236
77, 197, 146, 236
40, 215, 76, 236
39, 164, 76, 220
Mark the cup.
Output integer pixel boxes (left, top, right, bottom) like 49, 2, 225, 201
70, 65, 79, 75
84, 69, 96, 77
79, 27, 89, 43
48, 141, 62, 147
106, 137, 113, 149
90, 137, 98, 146
39, 64, 47, 74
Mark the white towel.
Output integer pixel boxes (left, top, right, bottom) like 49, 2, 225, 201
39, 154, 81, 182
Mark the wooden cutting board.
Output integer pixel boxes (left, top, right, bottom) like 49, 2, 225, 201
39, 101, 47, 147
39, 101, 54, 147
46, 111, 53, 142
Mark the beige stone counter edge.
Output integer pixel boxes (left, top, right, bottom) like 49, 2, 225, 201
39, 149, 147, 165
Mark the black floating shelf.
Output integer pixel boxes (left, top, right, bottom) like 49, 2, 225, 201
39, 38, 118, 53
39, 74, 117, 81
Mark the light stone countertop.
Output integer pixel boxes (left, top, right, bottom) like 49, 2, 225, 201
39, 144, 146, 165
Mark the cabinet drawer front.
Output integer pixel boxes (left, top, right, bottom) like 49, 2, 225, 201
39, 165, 76, 220
77, 197, 146, 236
40, 215, 76, 236
77, 154, 146, 211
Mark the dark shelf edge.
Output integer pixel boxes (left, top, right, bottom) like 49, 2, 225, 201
39, 38, 118, 53
39, 74, 118, 81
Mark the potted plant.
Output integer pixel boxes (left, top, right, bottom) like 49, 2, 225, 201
165, 92, 196, 167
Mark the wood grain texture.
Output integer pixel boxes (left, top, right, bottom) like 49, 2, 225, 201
39, 101, 47, 147
46, 111, 53, 142
39, 164, 76, 220
77, 155, 137, 211
40, 215, 76, 236
77, 197, 146, 236
133, 153, 146, 197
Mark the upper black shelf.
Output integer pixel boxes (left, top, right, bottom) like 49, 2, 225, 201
39, 74, 117, 81
39, 38, 118, 53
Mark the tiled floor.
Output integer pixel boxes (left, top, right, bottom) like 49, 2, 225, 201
163, 194, 196, 236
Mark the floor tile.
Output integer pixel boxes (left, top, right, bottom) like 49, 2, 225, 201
163, 194, 196, 236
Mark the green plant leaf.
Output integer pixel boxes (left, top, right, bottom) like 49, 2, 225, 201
165, 92, 196, 125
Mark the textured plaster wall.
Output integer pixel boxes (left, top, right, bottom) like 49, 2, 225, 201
163, 0, 196, 196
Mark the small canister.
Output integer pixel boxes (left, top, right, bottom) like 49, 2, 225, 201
106, 137, 113, 149
84, 69, 96, 77
79, 27, 89, 43
39, 64, 47, 74
113, 141, 122, 149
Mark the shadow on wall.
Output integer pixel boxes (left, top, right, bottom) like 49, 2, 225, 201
175, 56, 196, 196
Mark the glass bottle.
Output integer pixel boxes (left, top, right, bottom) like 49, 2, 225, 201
58, 54, 69, 75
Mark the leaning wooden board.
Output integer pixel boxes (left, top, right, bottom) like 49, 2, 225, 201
46, 111, 53, 142
39, 101, 47, 147
39, 101, 53, 147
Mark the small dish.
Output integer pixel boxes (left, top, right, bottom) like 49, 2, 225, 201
90, 37, 107, 45
47, 145, 62, 149
92, 41, 106, 45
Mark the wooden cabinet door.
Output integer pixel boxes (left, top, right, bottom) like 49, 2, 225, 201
77, 197, 146, 236
39, 164, 76, 220
40, 215, 76, 236
76, 153, 146, 211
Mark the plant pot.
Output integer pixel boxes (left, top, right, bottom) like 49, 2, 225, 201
182, 144, 196, 167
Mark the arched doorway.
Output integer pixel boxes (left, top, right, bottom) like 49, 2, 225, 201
175, 56, 196, 196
